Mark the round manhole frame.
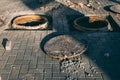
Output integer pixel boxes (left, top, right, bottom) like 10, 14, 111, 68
10, 14, 48, 30
43, 34, 87, 60
73, 16, 109, 31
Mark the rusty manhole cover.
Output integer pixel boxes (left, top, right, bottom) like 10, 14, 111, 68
110, 5, 120, 14
43, 35, 87, 60
10, 14, 48, 30
74, 16, 108, 31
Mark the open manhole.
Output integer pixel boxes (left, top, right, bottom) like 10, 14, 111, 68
10, 14, 48, 30
43, 35, 87, 60
110, 5, 120, 14
74, 16, 109, 31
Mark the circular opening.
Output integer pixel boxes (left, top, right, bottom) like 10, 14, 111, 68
11, 15, 48, 30
74, 16, 108, 31
44, 35, 87, 60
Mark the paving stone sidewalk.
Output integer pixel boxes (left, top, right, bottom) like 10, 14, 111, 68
0, 0, 120, 80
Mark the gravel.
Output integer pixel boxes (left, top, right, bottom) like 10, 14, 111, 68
60, 56, 98, 79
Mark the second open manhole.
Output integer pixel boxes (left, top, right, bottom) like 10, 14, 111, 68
73, 16, 109, 31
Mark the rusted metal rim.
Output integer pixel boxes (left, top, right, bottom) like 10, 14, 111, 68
110, 5, 120, 14
43, 35, 87, 60
11, 14, 48, 30
74, 16, 108, 31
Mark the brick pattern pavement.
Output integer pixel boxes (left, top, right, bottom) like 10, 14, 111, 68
0, 0, 120, 80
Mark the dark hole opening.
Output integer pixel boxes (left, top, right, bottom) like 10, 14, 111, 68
76, 17, 108, 29
18, 18, 46, 27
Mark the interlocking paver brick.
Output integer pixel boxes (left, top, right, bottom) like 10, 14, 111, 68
7, 56, 16, 64
52, 72, 61, 77
14, 60, 30, 65
0, 74, 9, 80
0, 60, 6, 66
0, 69, 11, 74
40, 64, 52, 69
34, 73, 43, 80
13, 43, 20, 50
8, 68, 20, 79
44, 72, 52, 77
16, 54, 24, 60
4, 64, 13, 70
24, 55, 31, 60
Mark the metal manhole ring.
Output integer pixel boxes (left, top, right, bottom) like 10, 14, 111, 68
110, 5, 120, 14
44, 35, 87, 60
11, 14, 48, 30
74, 16, 108, 31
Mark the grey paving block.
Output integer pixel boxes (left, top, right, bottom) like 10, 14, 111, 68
0, 69, 11, 74
20, 68, 28, 74
7, 56, 16, 64
0, 61, 6, 69
11, 50, 18, 55
29, 58, 38, 69
37, 60, 44, 64
18, 73, 27, 79
45, 60, 55, 64
44, 68, 52, 73
14, 60, 30, 65
25, 49, 33, 54
9, 69, 20, 79
13, 43, 20, 50
77, 78, 87, 80
52, 66, 60, 73
4, 64, 13, 70
34, 73, 43, 80
44, 73, 52, 77
19, 45, 27, 50
59, 77, 66, 80
29, 63, 37, 69
52, 72, 61, 77
0, 74, 9, 80
16, 53, 24, 60
12, 65, 21, 70
37, 64, 52, 69
28, 68, 44, 74
19, 73, 35, 80
21, 65, 29, 69
0, 49, 5, 56
24, 55, 31, 60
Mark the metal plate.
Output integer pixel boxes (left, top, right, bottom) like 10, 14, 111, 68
110, 5, 120, 14
44, 35, 87, 60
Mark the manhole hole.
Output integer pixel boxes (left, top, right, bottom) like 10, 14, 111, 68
10, 14, 48, 30
110, 5, 120, 14
43, 35, 87, 60
74, 16, 109, 31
